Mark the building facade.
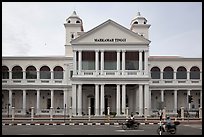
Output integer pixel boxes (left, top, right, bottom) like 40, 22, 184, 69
2, 11, 202, 117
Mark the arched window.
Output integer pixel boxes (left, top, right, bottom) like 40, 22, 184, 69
176, 66, 187, 79
151, 67, 160, 79
144, 21, 146, 24
134, 21, 138, 24
71, 34, 74, 39
190, 66, 200, 79
163, 66, 174, 79
40, 66, 51, 79
12, 66, 23, 79
76, 20, 80, 23
53, 66, 63, 79
68, 20, 71, 23
26, 66, 37, 79
2, 66, 9, 79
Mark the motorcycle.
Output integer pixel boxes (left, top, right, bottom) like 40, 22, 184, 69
157, 121, 180, 135
122, 119, 140, 130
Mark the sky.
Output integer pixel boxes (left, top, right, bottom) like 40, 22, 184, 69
2, 2, 202, 58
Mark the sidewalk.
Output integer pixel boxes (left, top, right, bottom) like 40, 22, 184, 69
2, 116, 202, 125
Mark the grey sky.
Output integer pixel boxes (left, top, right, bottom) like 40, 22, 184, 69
2, 2, 202, 58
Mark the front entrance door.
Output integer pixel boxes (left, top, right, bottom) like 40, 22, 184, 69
90, 98, 95, 115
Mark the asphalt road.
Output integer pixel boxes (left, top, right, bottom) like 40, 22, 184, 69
2, 124, 202, 135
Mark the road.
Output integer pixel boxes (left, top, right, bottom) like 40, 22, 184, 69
2, 124, 202, 135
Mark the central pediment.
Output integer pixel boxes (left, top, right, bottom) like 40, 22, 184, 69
71, 19, 150, 45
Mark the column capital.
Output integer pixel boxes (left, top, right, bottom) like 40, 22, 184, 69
78, 49, 82, 52
139, 50, 143, 53
122, 50, 126, 53
73, 49, 77, 52
100, 49, 104, 52
144, 50, 149, 52
117, 50, 121, 53
95, 50, 99, 52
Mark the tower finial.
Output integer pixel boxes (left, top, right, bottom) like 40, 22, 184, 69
137, 12, 141, 16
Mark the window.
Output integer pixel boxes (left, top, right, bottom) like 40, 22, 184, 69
151, 67, 160, 79
40, 66, 51, 79
71, 34, 74, 39
26, 66, 37, 79
163, 66, 173, 79
176, 66, 187, 79
190, 66, 200, 79
76, 20, 80, 23
134, 21, 138, 24
2, 66, 9, 79
54, 66, 63, 79
12, 66, 23, 79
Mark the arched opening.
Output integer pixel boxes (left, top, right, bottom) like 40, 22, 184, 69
12, 66, 23, 79
176, 66, 187, 79
53, 66, 63, 79
163, 66, 174, 79
190, 66, 200, 79
40, 66, 51, 79
26, 66, 37, 79
151, 67, 160, 79
76, 20, 80, 23
134, 21, 138, 24
2, 66, 9, 79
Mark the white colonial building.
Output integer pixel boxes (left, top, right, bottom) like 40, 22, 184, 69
2, 11, 202, 117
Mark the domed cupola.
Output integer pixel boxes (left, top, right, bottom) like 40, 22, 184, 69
130, 12, 151, 40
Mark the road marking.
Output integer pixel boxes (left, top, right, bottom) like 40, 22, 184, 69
116, 129, 144, 132
49, 134, 64, 135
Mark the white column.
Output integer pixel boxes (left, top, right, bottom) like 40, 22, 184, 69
72, 84, 77, 115
9, 71, 12, 79
149, 89, 152, 114
122, 84, 126, 114
135, 86, 139, 113
101, 50, 104, 75
144, 84, 150, 116
117, 50, 120, 75
95, 50, 99, 75
160, 71, 163, 79
36, 90, 40, 114
51, 71, 54, 80
174, 71, 176, 80
51, 90, 54, 108
23, 70, 26, 79
144, 50, 149, 75
9, 90, 12, 114
77, 84, 82, 116
78, 50, 82, 75
139, 84, 143, 116
187, 90, 191, 109
95, 84, 99, 116
116, 84, 121, 116
200, 90, 202, 107
174, 90, 177, 113
139, 50, 143, 75
161, 90, 164, 102
122, 50, 126, 75
63, 89, 68, 114
73, 50, 77, 75
187, 71, 190, 80
100, 84, 105, 115
22, 90, 26, 114
37, 70, 40, 80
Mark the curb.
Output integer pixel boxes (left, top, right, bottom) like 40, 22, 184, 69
2, 122, 164, 126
